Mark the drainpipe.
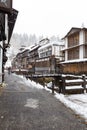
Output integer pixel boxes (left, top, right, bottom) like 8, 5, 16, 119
0, 41, 3, 83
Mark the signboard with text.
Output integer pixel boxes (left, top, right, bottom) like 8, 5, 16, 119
0, 0, 12, 13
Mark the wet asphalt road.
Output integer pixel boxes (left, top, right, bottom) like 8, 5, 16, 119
0, 72, 87, 130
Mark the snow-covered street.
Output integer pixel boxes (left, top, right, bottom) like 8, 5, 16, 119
0, 72, 86, 130
18, 74, 87, 121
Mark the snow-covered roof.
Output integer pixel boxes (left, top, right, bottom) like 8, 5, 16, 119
19, 45, 34, 53
62, 58, 87, 64
19, 46, 31, 54
38, 41, 64, 51
29, 44, 40, 52
24, 46, 32, 50
62, 27, 87, 39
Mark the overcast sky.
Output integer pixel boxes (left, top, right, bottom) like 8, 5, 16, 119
13, 0, 87, 38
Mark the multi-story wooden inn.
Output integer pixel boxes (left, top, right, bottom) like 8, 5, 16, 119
35, 41, 64, 74
62, 27, 87, 74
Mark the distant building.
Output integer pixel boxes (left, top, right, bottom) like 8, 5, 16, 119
12, 38, 64, 74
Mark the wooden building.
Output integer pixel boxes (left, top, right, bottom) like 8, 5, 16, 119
0, 0, 18, 82
35, 41, 64, 74
62, 27, 87, 74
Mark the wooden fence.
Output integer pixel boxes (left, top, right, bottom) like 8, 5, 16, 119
49, 75, 87, 94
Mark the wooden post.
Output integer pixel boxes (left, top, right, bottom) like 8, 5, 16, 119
59, 76, 65, 94
43, 77, 45, 88
59, 78, 62, 93
62, 78, 65, 94
82, 75, 86, 93
52, 79, 55, 94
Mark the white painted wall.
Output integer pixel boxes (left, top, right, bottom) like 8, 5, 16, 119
79, 30, 84, 59
64, 38, 68, 61
79, 46, 84, 59
65, 37, 68, 49
52, 45, 60, 56
79, 30, 85, 45
65, 50, 68, 61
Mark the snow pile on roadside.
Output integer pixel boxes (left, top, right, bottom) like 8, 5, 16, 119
17, 75, 43, 89
55, 93, 87, 121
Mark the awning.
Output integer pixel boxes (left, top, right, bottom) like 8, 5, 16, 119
0, 13, 6, 41
8, 8, 18, 43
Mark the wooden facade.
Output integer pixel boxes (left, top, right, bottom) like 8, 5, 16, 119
62, 27, 87, 74
63, 61, 87, 74
35, 57, 56, 74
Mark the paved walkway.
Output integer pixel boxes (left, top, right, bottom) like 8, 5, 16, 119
0, 72, 87, 130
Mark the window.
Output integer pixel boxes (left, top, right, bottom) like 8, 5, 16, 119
68, 33, 79, 47
68, 47, 79, 60
39, 46, 52, 58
